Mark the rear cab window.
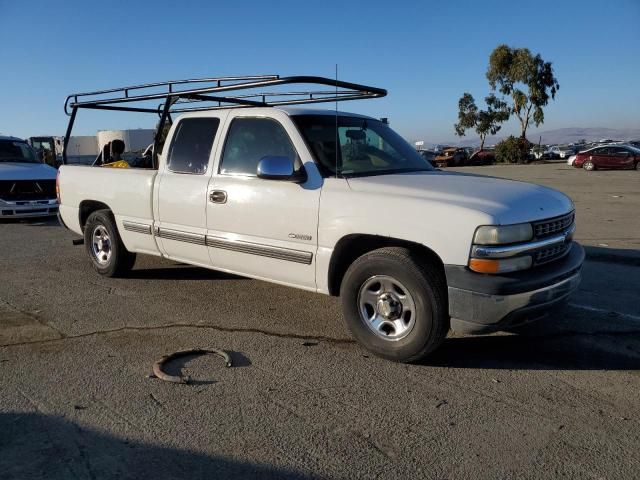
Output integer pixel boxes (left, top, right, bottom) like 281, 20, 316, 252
166, 117, 220, 174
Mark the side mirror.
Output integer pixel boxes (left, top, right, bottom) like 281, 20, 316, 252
257, 156, 305, 182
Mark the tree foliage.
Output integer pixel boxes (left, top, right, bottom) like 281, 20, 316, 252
454, 93, 509, 150
487, 45, 559, 139
494, 135, 531, 164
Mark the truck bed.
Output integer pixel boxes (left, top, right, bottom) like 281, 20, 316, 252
58, 165, 160, 255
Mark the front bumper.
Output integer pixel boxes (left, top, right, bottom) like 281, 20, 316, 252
0, 199, 58, 218
446, 242, 584, 334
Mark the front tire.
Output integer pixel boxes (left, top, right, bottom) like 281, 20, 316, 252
583, 160, 595, 171
84, 209, 136, 277
340, 247, 449, 362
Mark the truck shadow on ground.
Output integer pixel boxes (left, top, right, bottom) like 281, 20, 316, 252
127, 265, 245, 281
425, 331, 640, 371
0, 217, 59, 226
0, 412, 316, 480
582, 245, 640, 267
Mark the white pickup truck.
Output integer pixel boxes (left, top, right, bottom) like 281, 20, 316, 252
57, 76, 584, 362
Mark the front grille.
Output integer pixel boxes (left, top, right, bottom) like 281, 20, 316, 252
0, 179, 56, 201
533, 212, 574, 238
534, 243, 571, 265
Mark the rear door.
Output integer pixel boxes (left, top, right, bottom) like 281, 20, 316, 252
205, 110, 322, 290
155, 113, 226, 267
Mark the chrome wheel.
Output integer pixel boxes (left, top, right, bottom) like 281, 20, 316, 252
357, 275, 416, 341
583, 160, 594, 171
91, 224, 112, 265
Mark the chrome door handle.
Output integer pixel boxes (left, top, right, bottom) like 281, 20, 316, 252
209, 190, 227, 204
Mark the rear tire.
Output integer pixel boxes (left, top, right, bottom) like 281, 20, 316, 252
635, 161, 640, 171
583, 160, 595, 171
84, 209, 136, 277
340, 247, 449, 362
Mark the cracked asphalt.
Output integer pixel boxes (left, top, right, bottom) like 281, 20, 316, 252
1, 164, 639, 479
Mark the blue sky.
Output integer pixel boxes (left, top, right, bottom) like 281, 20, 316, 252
1, 0, 638, 144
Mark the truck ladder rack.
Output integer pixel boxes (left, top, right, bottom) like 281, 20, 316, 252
62, 74, 387, 166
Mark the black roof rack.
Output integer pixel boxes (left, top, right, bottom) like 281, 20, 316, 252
62, 74, 386, 166
64, 75, 386, 115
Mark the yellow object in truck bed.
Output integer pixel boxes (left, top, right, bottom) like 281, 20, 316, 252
103, 160, 130, 168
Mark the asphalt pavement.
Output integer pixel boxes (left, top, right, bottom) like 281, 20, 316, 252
1, 163, 639, 479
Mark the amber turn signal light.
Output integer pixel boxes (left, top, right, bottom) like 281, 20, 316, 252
469, 258, 500, 273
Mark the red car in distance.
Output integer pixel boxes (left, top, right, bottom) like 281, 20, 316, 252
573, 145, 640, 171
468, 149, 496, 165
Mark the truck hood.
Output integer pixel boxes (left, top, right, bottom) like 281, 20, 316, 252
0, 162, 57, 181
346, 171, 573, 225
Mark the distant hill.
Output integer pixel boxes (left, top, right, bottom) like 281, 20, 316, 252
435, 127, 640, 148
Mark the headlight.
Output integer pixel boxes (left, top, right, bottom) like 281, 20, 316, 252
469, 223, 534, 273
473, 223, 533, 245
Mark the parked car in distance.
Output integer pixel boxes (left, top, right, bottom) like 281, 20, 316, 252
28, 136, 64, 168
573, 145, 640, 171
531, 146, 552, 160
548, 146, 562, 159
0, 136, 59, 218
418, 149, 436, 166
468, 149, 496, 165
434, 147, 468, 167
556, 146, 576, 159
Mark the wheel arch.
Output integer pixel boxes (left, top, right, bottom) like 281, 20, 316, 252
327, 234, 446, 296
79, 200, 113, 232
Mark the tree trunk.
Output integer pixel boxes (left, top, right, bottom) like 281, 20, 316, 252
520, 117, 528, 139
480, 135, 486, 151
520, 103, 533, 140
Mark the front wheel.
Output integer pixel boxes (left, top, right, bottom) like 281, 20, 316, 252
583, 160, 595, 171
84, 209, 136, 277
340, 247, 449, 362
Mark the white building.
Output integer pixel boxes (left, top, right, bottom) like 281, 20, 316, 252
97, 129, 155, 153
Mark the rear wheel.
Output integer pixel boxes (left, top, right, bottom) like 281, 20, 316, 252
84, 209, 136, 277
583, 160, 595, 171
635, 161, 640, 171
340, 247, 449, 362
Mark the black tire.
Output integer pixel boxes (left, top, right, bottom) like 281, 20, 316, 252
340, 247, 449, 362
84, 209, 136, 277
583, 160, 595, 171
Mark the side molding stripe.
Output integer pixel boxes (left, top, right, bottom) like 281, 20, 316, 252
156, 227, 206, 245
206, 235, 313, 265
128, 224, 313, 264
122, 220, 152, 235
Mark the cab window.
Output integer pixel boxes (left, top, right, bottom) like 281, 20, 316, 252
220, 118, 298, 176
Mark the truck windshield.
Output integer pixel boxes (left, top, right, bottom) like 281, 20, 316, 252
293, 115, 434, 177
0, 140, 41, 164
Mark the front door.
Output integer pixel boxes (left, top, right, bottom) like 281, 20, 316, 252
205, 111, 322, 290
155, 114, 225, 267
609, 146, 634, 169
589, 147, 608, 168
